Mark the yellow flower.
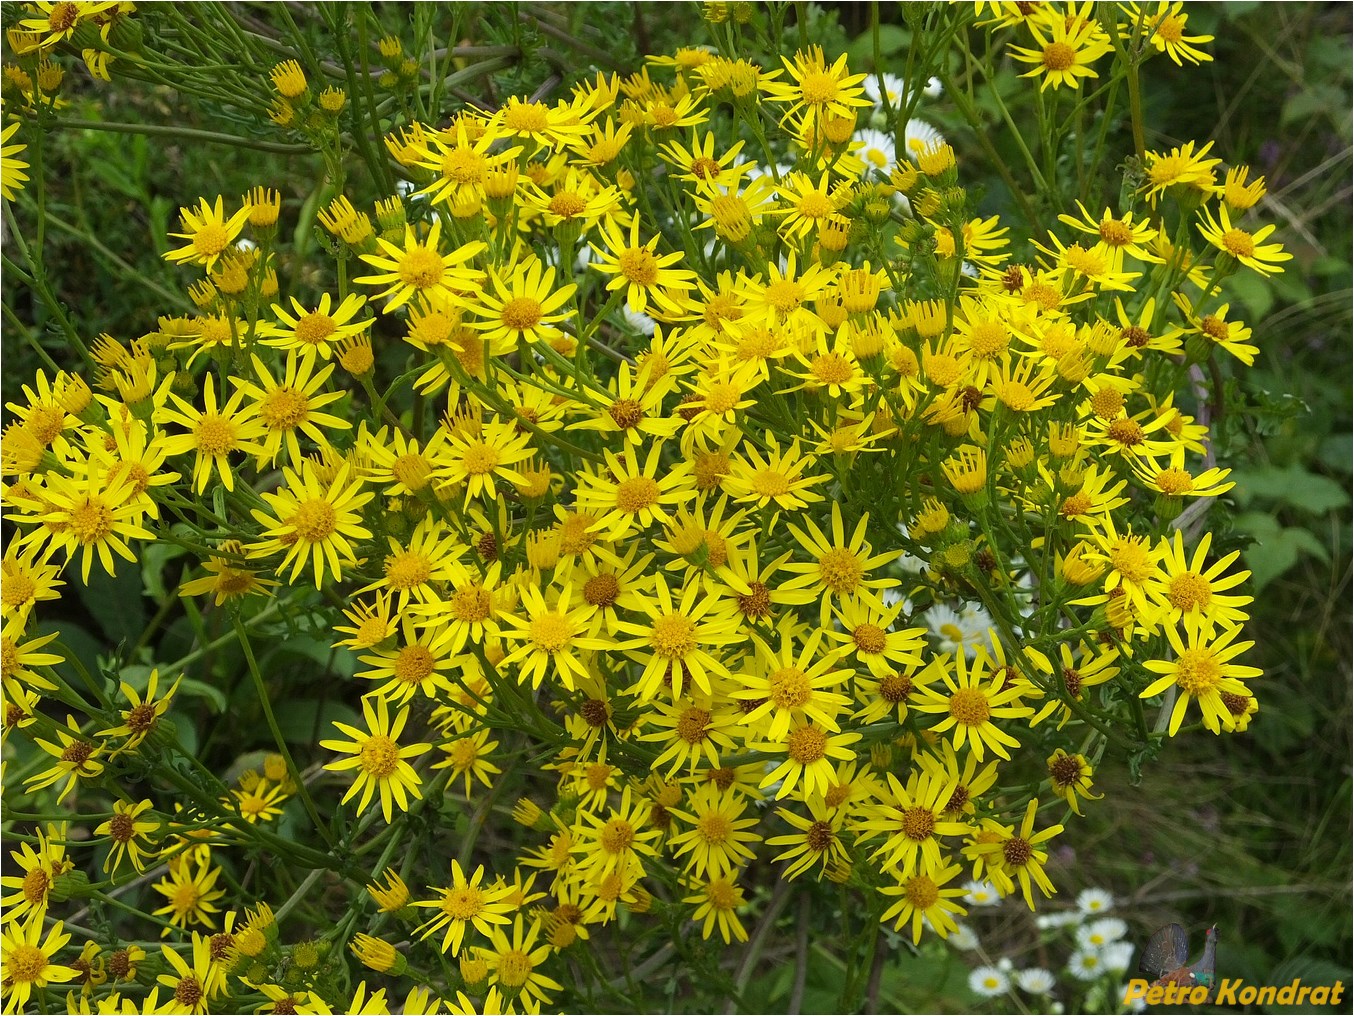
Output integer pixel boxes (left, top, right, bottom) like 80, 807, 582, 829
963, 799, 1063, 910
415, 119, 521, 207
158, 373, 268, 494
269, 59, 307, 98
477, 915, 562, 1007
765, 798, 850, 880
660, 131, 751, 189
757, 719, 861, 801
178, 539, 279, 606
1137, 0, 1214, 65
589, 218, 698, 319
356, 618, 462, 704
1008, 2, 1112, 91
235, 352, 351, 464
498, 584, 608, 692
575, 443, 694, 541
432, 727, 503, 798
496, 94, 596, 149
1, 116, 30, 201
412, 860, 515, 956
320, 694, 432, 822
912, 651, 1035, 761
1142, 139, 1222, 206
0, 823, 71, 926
1046, 749, 1103, 816
572, 360, 682, 447
151, 859, 225, 934
683, 875, 749, 944
438, 419, 537, 505
94, 799, 160, 874
1221, 165, 1266, 211
725, 437, 827, 516
26, 713, 106, 802
469, 259, 577, 347
859, 769, 973, 879
249, 460, 374, 587
18, 2, 117, 49
356, 219, 486, 311
1196, 203, 1292, 276
0, 539, 64, 627
879, 860, 969, 944
262, 292, 371, 360
95, 668, 182, 756
612, 573, 742, 700
1149, 530, 1253, 633
0, 620, 62, 691
774, 170, 849, 242
163, 195, 253, 270
0, 918, 77, 1013
733, 624, 853, 742
1140, 617, 1261, 735
155, 931, 222, 1013
782, 504, 900, 622
639, 695, 739, 778
765, 45, 870, 130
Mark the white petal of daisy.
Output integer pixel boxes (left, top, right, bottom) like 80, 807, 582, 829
1015, 968, 1057, 994
969, 966, 1010, 997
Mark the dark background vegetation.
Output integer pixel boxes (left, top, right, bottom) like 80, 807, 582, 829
3, 2, 1349, 1010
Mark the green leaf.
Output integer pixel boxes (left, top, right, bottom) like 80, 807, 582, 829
1318, 433, 1352, 475
34, 621, 104, 694
847, 24, 908, 67
1282, 84, 1347, 129
262, 636, 356, 679
177, 677, 228, 714
74, 564, 147, 646
1227, 270, 1274, 321
1233, 512, 1328, 590
1231, 465, 1350, 514
141, 541, 188, 603
273, 698, 360, 744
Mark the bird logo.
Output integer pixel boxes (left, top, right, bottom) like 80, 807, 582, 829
1139, 923, 1219, 999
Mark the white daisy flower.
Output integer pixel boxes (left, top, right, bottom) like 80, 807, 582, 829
1076, 917, 1128, 950
904, 118, 946, 161
927, 603, 994, 659
963, 880, 1002, 907
969, 966, 1010, 997
863, 72, 907, 109
621, 306, 657, 336
1035, 911, 1085, 931
1015, 968, 1056, 994
1018, 969, 1056, 997
1102, 941, 1135, 974
854, 128, 896, 176
923, 75, 943, 98
1067, 949, 1106, 981
950, 923, 981, 951
1076, 888, 1115, 915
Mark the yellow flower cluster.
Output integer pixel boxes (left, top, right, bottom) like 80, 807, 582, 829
0, 2, 1281, 1013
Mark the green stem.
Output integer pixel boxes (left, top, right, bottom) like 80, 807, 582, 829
232, 615, 336, 849
48, 118, 309, 154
